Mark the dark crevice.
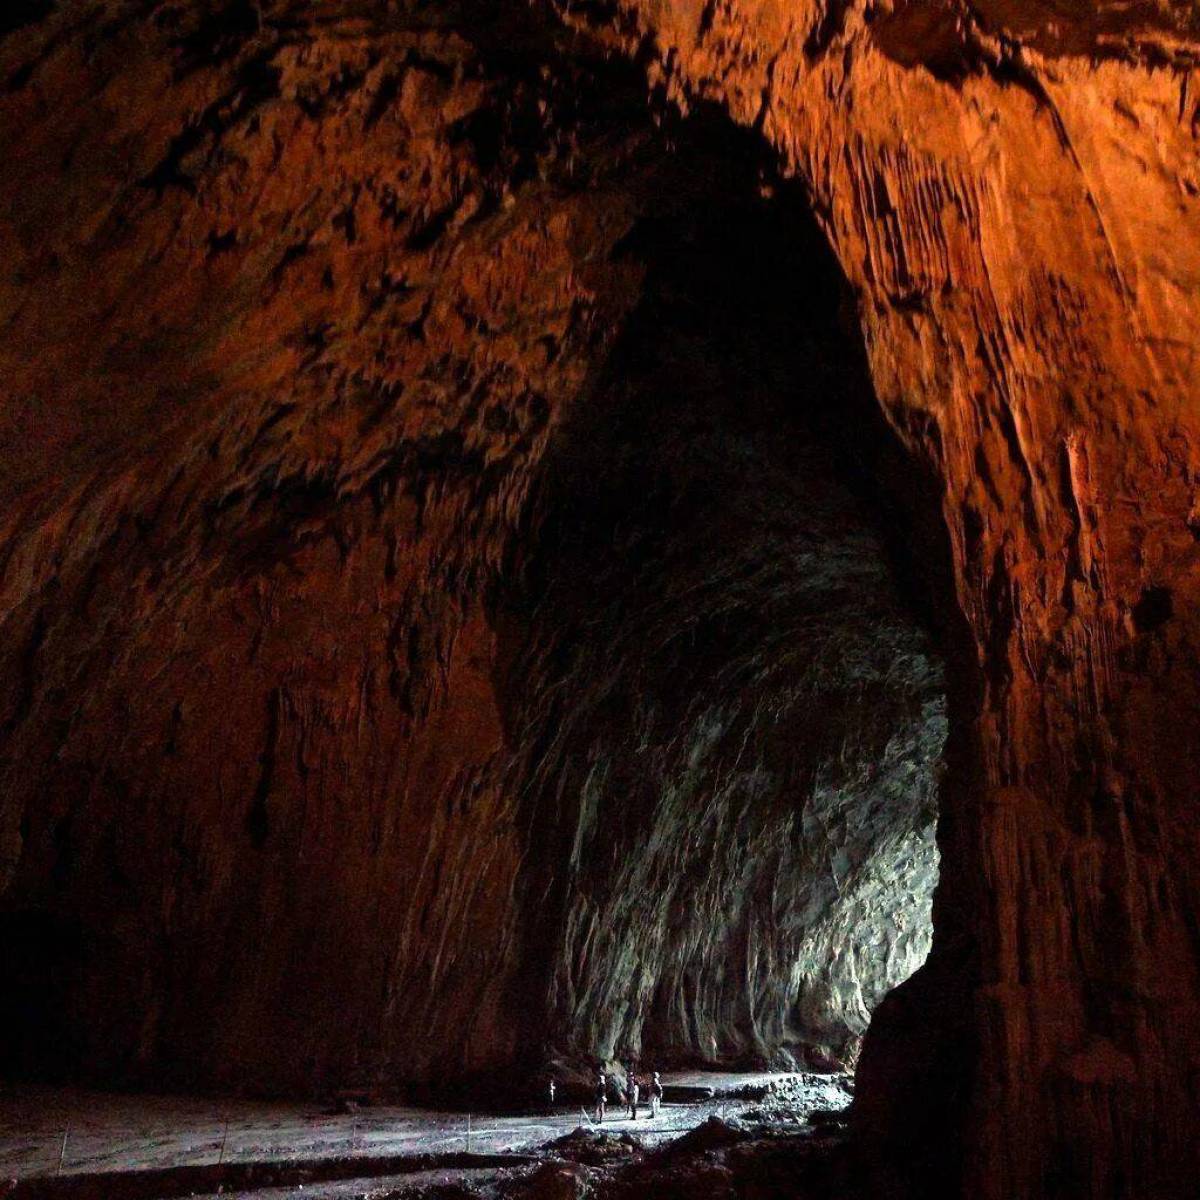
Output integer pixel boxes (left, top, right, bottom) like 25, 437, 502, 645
246, 687, 281, 849
1133, 585, 1172, 633
0, 0, 56, 42
491, 96, 954, 1087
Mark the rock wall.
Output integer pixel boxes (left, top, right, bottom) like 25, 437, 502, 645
0, 2, 942, 1098
0, 0, 632, 1094
566, 0, 1200, 1195
506, 178, 945, 1072
6, 0, 1194, 1194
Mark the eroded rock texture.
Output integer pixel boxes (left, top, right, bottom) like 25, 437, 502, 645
4, 0, 1199, 1196
0, 0, 941, 1103
560, 0, 1200, 1196
509, 185, 944, 1071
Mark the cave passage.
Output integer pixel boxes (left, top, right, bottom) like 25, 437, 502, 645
496, 109, 951, 1082
0, 0, 952, 1129
5, 2, 1200, 1196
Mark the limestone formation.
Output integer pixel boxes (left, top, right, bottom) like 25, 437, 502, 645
2, 1, 1198, 1198
0, 1, 941, 1099
566, 0, 1200, 1195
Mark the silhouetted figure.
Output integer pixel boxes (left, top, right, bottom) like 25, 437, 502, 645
627, 1069, 640, 1120
650, 1071, 663, 1119
594, 1071, 608, 1123
548, 1077, 556, 1109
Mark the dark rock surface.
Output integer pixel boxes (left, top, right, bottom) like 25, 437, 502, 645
5, 0, 1199, 1197
571, 0, 1200, 1196
0, 0, 942, 1101
505, 166, 945, 1073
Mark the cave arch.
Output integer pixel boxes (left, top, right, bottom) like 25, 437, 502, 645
2, 4, 1198, 1198
495, 116, 954, 1083
0, 2, 957, 1107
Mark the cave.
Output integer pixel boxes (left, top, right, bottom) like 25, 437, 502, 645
1, 3, 1198, 1200
499, 120, 949, 1083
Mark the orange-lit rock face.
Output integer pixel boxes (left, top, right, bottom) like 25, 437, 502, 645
1, 2, 1198, 1198
0, 1, 944, 1101
571, 0, 1200, 1195
0, 5, 641, 1092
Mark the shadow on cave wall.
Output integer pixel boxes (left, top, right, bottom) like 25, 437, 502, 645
496, 109, 954, 1077
0, 0, 971, 1106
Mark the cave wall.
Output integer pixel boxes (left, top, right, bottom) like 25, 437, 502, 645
0, 1, 655, 1092
564, 0, 1200, 1195
505, 182, 944, 1072
0, 2, 942, 1096
5, 0, 1195, 1194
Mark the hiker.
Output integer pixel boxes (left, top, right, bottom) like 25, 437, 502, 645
650, 1071, 663, 1119
547, 1077, 556, 1109
595, 1070, 608, 1123
627, 1068, 640, 1120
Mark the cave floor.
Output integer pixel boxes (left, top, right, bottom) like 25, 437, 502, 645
0, 1072, 850, 1190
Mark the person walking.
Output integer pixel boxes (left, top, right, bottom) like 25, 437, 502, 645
650, 1071, 663, 1119
594, 1070, 608, 1124
627, 1068, 640, 1121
